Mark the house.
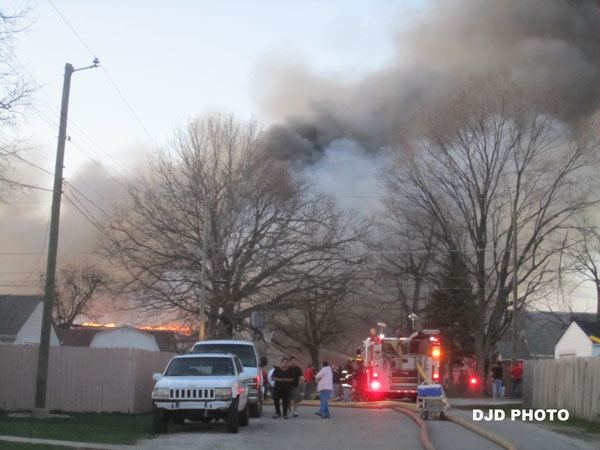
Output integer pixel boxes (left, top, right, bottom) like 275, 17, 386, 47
495, 311, 597, 361
555, 320, 600, 359
56, 325, 177, 352
0, 295, 59, 345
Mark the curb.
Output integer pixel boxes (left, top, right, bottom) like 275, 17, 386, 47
0, 434, 133, 449
445, 414, 518, 450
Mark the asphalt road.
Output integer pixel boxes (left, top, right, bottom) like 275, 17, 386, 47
135, 405, 501, 450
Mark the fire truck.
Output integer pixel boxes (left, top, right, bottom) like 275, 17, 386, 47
355, 328, 442, 402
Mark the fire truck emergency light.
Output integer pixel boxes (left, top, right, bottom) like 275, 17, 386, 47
370, 380, 381, 390
432, 372, 440, 380
431, 347, 441, 358
469, 377, 478, 385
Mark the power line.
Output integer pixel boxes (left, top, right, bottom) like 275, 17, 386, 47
1, 210, 51, 295
47, 0, 158, 146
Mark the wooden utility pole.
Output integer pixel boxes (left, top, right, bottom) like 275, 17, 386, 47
34, 60, 98, 414
199, 202, 209, 341
510, 194, 519, 395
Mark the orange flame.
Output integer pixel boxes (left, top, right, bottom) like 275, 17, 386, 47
80, 322, 192, 335
140, 324, 193, 335
81, 322, 116, 328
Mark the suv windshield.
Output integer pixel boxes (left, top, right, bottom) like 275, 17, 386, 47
192, 344, 257, 367
165, 357, 234, 376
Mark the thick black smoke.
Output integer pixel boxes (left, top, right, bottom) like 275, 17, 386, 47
260, 0, 599, 164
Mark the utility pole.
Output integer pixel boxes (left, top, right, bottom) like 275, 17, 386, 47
34, 60, 98, 415
199, 202, 209, 341
510, 194, 519, 395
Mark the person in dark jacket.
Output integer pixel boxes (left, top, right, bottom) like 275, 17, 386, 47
271, 357, 295, 418
332, 364, 343, 398
491, 361, 504, 398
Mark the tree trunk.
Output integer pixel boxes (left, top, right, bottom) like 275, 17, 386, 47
309, 347, 320, 369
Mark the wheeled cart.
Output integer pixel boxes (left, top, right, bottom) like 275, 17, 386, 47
417, 382, 449, 420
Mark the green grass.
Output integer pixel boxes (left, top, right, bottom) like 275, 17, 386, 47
0, 443, 71, 450
0, 411, 152, 445
548, 416, 600, 435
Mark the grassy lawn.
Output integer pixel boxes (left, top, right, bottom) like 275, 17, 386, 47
547, 416, 600, 437
0, 411, 152, 445
0, 443, 71, 450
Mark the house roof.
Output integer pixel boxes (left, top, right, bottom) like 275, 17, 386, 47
574, 320, 600, 342
496, 339, 530, 361
521, 311, 597, 357
57, 325, 177, 352
0, 295, 43, 336
56, 327, 101, 347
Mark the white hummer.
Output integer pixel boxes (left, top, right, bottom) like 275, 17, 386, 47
151, 353, 250, 433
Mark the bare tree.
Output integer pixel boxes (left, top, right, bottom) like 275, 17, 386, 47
0, 6, 34, 198
568, 225, 600, 321
52, 264, 110, 328
383, 80, 598, 381
270, 288, 351, 368
103, 115, 367, 338
369, 213, 438, 330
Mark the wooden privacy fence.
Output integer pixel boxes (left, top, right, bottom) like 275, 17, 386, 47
0, 344, 174, 413
523, 357, 600, 422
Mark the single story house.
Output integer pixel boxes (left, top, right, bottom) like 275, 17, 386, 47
555, 320, 600, 359
57, 325, 177, 352
0, 295, 59, 345
496, 311, 597, 361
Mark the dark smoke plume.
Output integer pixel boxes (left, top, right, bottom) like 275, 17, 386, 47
260, 0, 599, 164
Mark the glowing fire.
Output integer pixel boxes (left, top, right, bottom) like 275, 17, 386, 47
81, 322, 116, 328
140, 325, 192, 335
80, 322, 192, 335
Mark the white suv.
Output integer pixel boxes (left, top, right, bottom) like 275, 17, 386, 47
152, 353, 249, 433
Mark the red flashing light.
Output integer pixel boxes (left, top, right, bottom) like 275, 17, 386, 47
373, 372, 378, 378
469, 377, 478, 385
431, 347, 441, 358
370, 380, 381, 390
432, 372, 440, 380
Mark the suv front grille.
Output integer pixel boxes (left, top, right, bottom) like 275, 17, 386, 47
169, 388, 215, 400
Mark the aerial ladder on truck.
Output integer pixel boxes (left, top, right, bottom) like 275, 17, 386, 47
354, 327, 443, 402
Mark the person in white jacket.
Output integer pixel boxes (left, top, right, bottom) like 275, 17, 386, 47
315, 360, 333, 418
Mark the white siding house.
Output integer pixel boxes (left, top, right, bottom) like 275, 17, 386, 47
0, 296, 59, 346
15, 302, 60, 346
90, 325, 160, 351
555, 320, 600, 359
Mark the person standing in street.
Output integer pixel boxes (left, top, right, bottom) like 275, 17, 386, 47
332, 364, 343, 399
271, 357, 294, 419
509, 363, 523, 398
491, 361, 504, 398
288, 356, 304, 417
315, 360, 333, 419
303, 364, 315, 400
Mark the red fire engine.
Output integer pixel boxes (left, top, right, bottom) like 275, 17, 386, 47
355, 328, 442, 402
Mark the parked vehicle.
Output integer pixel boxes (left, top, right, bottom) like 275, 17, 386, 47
151, 353, 249, 433
192, 340, 264, 417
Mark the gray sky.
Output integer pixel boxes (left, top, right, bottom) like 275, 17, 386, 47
2, 0, 598, 313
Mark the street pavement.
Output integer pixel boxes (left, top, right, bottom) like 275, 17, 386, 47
137, 406, 420, 450
135, 405, 501, 450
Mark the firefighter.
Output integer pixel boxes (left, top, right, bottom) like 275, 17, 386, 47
352, 357, 365, 401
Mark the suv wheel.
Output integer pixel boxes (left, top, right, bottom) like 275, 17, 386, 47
249, 399, 262, 418
226, 398, 240, 433
153, 408, 168, 433
239, 402, 250, 426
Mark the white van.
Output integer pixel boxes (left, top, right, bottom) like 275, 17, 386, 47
192, 340, 263, 417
